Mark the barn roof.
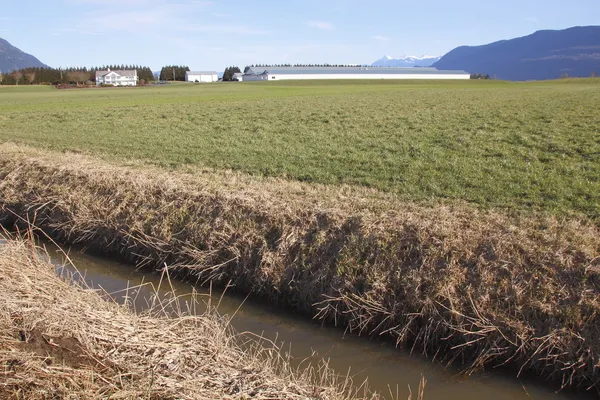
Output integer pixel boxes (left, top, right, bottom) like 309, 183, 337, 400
243, 70, 268, 76
244, 66, 468, 75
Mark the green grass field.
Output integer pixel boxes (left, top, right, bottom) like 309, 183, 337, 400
0, 80, 599, 218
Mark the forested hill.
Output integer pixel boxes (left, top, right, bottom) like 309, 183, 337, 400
433, 26, 600, 81
0, 38, 49, 72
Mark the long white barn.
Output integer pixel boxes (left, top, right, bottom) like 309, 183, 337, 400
243, 66, 470, 81
186, 71, 219, 83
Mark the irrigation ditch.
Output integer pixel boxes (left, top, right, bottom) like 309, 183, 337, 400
2, 236, 376, 399
1, 144, 599, 396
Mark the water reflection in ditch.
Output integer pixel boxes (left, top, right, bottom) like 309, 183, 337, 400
43, 242, 596, 400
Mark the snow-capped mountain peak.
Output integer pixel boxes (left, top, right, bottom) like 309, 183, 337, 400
371, 55, 441, 67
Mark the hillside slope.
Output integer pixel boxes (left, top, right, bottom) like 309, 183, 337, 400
0, 38, 49, 73
433, 26, 600, 80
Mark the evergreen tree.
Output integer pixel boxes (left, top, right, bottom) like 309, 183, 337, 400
222, 66, 241, 81
159, 65, 190, 81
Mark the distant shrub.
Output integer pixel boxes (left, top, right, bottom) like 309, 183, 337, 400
100, 84, 114, 87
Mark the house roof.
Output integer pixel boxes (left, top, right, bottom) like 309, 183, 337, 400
244, 66, 469, 75
233, 73, 243, 77
95, 69, 137, 78
186, 71, 219, 75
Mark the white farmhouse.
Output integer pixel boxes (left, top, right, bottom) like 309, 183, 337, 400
242, 66, 470, 81
95, 69, 138, 86
232, 72, 244, 82
186, 71, 219, 83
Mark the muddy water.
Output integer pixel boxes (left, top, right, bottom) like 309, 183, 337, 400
45, 244, 594, 400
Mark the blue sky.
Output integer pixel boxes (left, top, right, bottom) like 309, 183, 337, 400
1, 0, 599, 71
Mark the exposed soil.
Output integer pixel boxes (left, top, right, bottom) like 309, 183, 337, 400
16, 328, 93, 369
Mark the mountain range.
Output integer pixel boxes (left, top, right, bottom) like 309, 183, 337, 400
0, 38, 48, 73
371, 26, 600, 81
371, 55, 441, 68
433, 26, 600, 80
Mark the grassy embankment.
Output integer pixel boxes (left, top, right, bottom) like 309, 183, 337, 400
0, 80, 599, 391
0, 235, 390, 399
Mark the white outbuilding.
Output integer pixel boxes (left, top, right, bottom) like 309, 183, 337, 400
185, 71, 219, 83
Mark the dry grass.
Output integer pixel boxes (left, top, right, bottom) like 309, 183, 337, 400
0, 235, 391, 399
0, 143, 599, 392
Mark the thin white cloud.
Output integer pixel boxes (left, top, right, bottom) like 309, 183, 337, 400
65, 0, 206, 4
65, 0, 153, 4
172, 37, 226, 52
79, 10, 164, 33
307, 21, 334, 30
524, 16, 539, 23
372, 35, 390, 41
49, 27, 78, 36
69, 0, 212, 34
178, 24, 270, 35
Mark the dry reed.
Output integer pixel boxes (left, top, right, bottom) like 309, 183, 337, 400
0, 235, 389, 399
0, 143, 599, 392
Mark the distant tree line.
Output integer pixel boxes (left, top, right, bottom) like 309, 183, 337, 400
222, 66, 241, 81
0, 65, 154, 85
470, 73, 491, 80
159, 65, 190, 81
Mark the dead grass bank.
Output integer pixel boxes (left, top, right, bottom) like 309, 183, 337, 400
0, 236, 383, 399
0, 143, 599, 392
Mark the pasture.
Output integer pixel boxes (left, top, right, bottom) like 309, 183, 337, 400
0, 79, 598, 218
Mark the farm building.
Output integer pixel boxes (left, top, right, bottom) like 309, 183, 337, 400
185, 71, 219, 83
242, 66, 470, 81
95, 69, 138, 86
232, 72, 244, 81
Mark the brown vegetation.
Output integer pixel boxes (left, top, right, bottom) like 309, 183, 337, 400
65, 71, 91, 86
24, 72, 36, 85
0, 143, 599, 392
0, 236, 386, 399
10, 71, 22, 85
